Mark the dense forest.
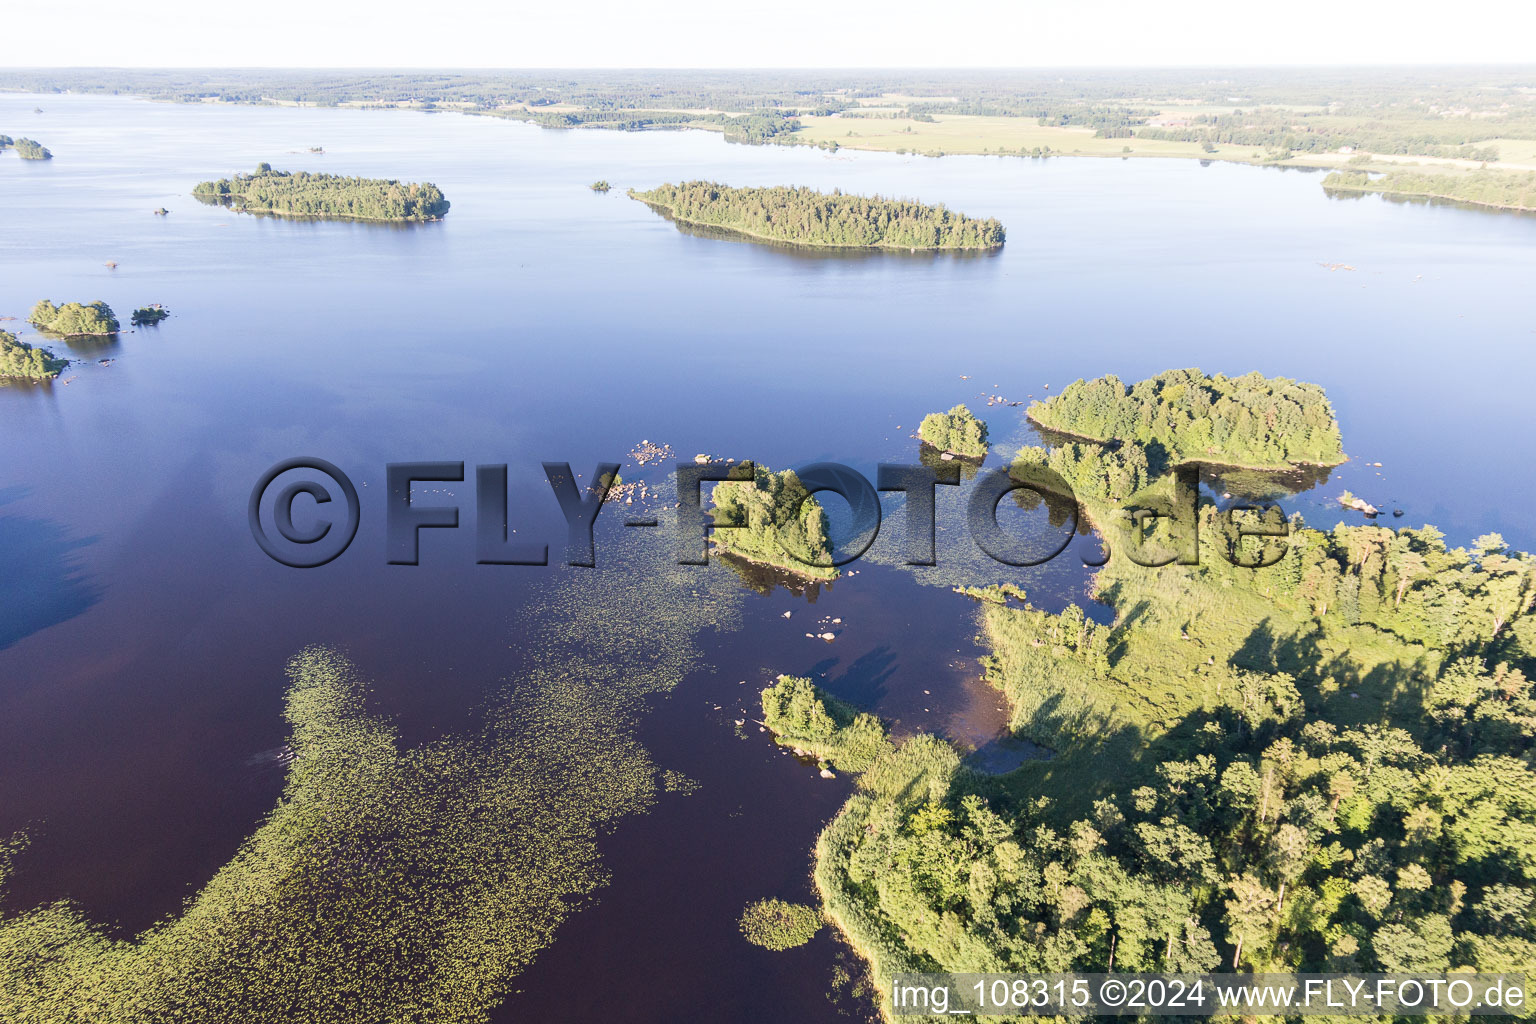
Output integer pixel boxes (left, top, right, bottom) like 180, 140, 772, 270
29, 300, 119, 336
633, 182, 1005, 250
486, 105, 802, 145
193, 165, 450, 221
1324, 169, 1536, 213
1028, 368, 1346, 469
709, 465, 838, 580
0, 331, 68, 380
918, 404, 989, 458
13, 138, 51, 160
783, 374, 1535, 1016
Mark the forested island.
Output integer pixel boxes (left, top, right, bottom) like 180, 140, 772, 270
771, 370, 1536, 1018
918, 404, 989, 458
1028, 368, 1346, 470
631, 182, 1005, 250
709, 466, 838, 580
0, 331, 68, 380
29, 300, 120, 336
193, 164, 450, 221
1324, 168, 1536, 213
13, 137, 51, 160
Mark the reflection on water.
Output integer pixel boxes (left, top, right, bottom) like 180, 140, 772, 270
54, 332, 123, 358
191, 191, 445, 230
1205, 462, 1337, 503
0, 495, 99, 651
717, 551, 834, 601
967, 732, 1052, 775
917, 442, 984, 480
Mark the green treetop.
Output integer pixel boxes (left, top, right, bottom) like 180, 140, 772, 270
0, 331, 68, 380
710, 465, 837, 579
1029, 368, 1345, 468
919, 404, 989, 458
29, 300, 120, 336
631, 181, 1005, 250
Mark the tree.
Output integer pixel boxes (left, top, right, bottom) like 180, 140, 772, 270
919, 404, 989, 458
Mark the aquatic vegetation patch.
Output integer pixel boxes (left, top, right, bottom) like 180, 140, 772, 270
0, 524, 749, 1023
738, 899, 822, 950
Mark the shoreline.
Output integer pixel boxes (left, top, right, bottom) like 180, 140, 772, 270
709, 541, 839, 583
205, 205, 445, 224
193, 194, 445, 224
1321, 180, 1536, 214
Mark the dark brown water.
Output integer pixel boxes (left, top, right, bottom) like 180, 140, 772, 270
4, 92, 1536, 1020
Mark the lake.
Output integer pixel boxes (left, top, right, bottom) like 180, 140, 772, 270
2, 92, 1534, 1021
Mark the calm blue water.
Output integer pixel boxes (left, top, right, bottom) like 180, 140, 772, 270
2, 91, 1533, 1021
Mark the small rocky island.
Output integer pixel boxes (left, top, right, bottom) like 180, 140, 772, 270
193, 164, 450, 222
631, 181, 1005, 250
131, 305, 170, 326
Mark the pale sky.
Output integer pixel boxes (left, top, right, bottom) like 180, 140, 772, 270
4, 0, 1535, 68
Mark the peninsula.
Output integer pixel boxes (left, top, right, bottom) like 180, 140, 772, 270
1323, 168, 1536, 213
193, 164, 450, 222
778, 370, 1536, 1018
631, 181, 1004, 250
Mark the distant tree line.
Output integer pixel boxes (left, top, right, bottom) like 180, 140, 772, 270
1135, 111, 1506, 161
193, 165, 450, 221
633, 181, 1005, 250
